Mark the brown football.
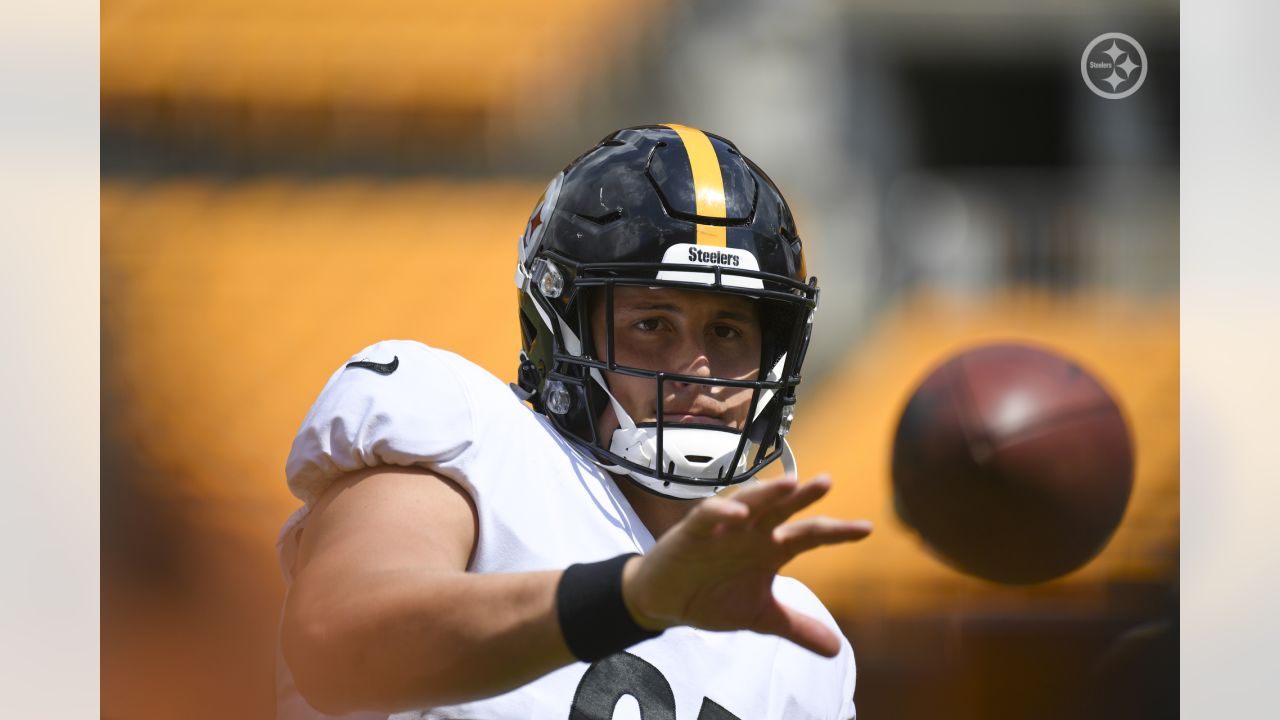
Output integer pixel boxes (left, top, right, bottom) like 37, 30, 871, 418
891, 342, 1133, 584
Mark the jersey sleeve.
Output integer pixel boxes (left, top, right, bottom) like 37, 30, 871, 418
284, 339, 480, 507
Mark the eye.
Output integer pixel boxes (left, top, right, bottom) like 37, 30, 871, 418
633, 318, 661, 332
711, 324, 743, 339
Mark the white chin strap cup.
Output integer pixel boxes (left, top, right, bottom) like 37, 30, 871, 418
608, 425, 798, 500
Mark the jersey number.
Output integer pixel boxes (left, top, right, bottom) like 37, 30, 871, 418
569, 652, 741, 720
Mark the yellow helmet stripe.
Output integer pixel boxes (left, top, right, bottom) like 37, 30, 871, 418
662, 123, 727, 247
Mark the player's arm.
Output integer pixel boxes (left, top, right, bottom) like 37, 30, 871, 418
282, 467, 871, 714
281, 466, 572, 713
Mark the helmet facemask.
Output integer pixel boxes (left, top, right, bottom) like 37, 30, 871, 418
517, 252, 817, 499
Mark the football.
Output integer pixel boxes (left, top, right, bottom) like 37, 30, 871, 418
891, 342, 1133, 584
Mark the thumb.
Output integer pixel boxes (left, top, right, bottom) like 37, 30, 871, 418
749, 599, 843, 658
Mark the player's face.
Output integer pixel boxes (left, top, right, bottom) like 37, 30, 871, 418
591, 286, 763, 442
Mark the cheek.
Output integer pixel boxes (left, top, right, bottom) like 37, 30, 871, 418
723, 386, 757, 415
596, 401, 617, 445
605, 372, 653, 414
611, 333, 662, 370
711, 344, 762, 380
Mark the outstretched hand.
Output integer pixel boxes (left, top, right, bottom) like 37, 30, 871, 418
621, 475, 872, 657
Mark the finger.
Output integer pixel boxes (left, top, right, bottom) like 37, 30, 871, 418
753, 475, 832, 531
773, 517, 873, 555
682, 496, 750, 538
749, 599, 843, 657
726, 476, 797, 516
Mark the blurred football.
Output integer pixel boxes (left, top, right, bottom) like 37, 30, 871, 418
891, 342, 1133, 584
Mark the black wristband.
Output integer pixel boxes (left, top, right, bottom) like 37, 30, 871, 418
556, 553, 664, 662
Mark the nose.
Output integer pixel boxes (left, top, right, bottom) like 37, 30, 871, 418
668, 335, 713, 387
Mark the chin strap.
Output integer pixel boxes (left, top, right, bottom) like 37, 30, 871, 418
779, 437, 798, 479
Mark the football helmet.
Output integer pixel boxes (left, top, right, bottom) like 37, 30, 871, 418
514, 124, 819, 499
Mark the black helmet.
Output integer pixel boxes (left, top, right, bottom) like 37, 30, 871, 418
514, 124, 819, 498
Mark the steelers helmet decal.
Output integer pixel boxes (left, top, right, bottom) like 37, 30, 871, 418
518, 171, 564, 267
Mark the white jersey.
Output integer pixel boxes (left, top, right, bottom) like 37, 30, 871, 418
277, 340, 857, 720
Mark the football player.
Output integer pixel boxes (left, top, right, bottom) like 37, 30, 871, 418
276, 125, 872, 719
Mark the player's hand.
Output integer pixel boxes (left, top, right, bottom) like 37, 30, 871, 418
621, 475, 871, 657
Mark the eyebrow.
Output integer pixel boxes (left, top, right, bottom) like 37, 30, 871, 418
620, 302, 756, 322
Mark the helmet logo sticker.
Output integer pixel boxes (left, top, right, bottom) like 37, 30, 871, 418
519, 171, 564, 265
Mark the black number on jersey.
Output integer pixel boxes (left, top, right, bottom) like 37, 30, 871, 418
568, 652, 742, 720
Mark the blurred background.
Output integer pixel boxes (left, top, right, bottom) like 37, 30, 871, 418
101, 1, 1178, 718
